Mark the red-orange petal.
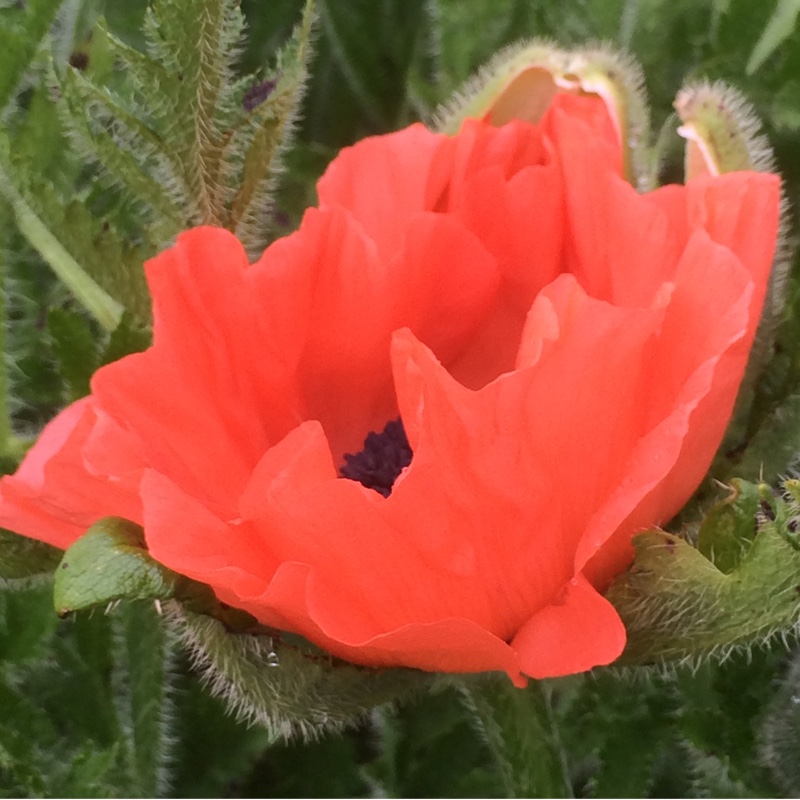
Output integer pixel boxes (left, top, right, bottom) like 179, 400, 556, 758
512, 574, 626, 678
0, 398, 142, 548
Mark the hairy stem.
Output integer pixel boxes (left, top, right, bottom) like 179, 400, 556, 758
460, 675, 572, 798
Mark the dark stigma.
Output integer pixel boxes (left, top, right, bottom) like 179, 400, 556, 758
339, 419, 413, 497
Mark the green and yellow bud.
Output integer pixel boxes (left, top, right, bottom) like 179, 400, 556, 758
435, 41, 653, 190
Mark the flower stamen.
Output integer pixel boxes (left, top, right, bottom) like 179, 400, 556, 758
339, 419, 412, 497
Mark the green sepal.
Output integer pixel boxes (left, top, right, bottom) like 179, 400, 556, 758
168, 602, 431, 740
674, 82, 774, 178
435, 42, 653, 190
53, 518, 177, 616
607, 482, 800, 665
0, 528, 61, 587
697, 479, 764, 574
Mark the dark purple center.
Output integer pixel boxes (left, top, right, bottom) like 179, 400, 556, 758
339, 419, 412, 497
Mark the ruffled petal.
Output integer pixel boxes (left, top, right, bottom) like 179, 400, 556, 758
234, 557, 525, 684
316, 123, 447, 259
0, 398, 142, 548
541, 93, 621, 165
582, 229, 755, 584
512, 574, 626, 678
92, 227, 307, 510
550, 111, 680, 306
385, 281, 663, 642
141, 468, 277, 581
289, 206, 499, 459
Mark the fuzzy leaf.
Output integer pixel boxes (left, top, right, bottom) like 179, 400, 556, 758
144, 0, 248, 225
459, 677, 571, 797
607, 507, 800, 665
747, 0, 800, 75
229, 0, 314, 255
675, 648, 786, 794
0, 161, 124, 331
113, 602, 177, 797
57, 64, 185, 240
100, 312, 152, 366
316, 0, 430, 129
47, 307, 98, 401
53, 518, 177, 616
0, 529, 62, 587
759, 648, 800, 795
168, 603, 430, 741
0, 0, 64, 112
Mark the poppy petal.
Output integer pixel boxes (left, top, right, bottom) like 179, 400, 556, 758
512, 574, 626, 678
316, 123, 447, 259
0, 398, 142, 548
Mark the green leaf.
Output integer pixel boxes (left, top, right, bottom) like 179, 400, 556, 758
99, 312, 151, 366
557, 671, 679, 798
238, 729, 371, 797
53, 518, 177, 616
0, 529, 61, 587
47, 307, 98, 401
0, 160, 124, 331
0, 0, 64, 112
719, 394, 800, 486
229, 0, 314, 255
759, 648, 800, 795
607, 488, 800, 665
364, 689, 497, 798
144, 0, 248, 225
459, 676, 571, 798
315, 0, 430, 130
113, 602, 177, 797
747, 0, 800, 74
675, 649, 783, 794
0, 584, 59, 663
58, 63, 185, 240
170, 679, 272, 797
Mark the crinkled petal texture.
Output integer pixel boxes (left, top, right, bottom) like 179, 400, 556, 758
0, 95, 780, 685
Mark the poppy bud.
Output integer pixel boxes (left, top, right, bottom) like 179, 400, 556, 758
675, 82, 775, 178
436, 42, 653, 189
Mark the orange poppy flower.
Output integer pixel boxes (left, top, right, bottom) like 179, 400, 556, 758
0, 94, 779, 685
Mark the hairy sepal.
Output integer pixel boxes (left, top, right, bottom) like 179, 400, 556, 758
434, 40, 653, 190
167, 602, 431, 741
607, 480, 800, 666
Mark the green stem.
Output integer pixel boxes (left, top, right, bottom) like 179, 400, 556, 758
0, 162, 123, 332
460, 675, 572, 798
0, 202, 11, 454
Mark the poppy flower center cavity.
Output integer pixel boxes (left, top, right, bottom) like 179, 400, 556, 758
339, 419, 413, 497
